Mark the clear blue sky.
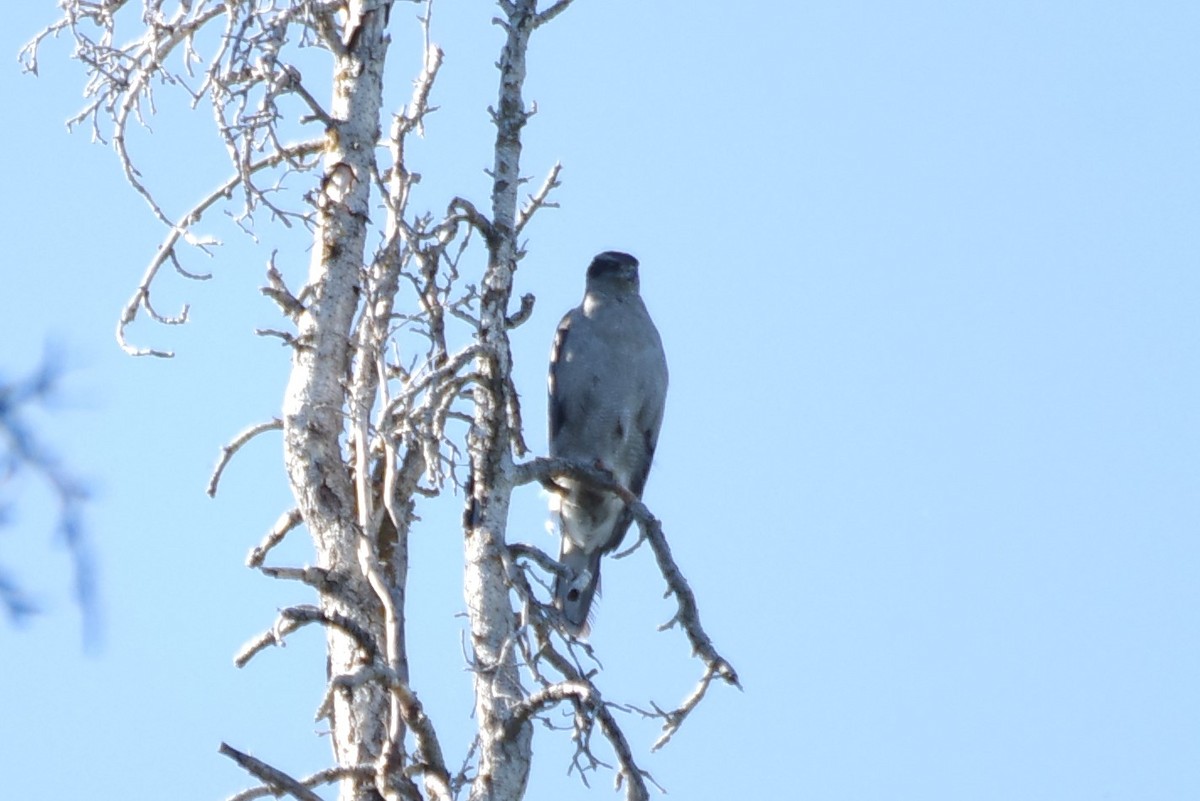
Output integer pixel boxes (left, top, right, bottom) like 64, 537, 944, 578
2, 2, 1198, 799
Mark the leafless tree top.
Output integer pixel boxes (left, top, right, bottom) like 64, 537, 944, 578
23, 3, 736, 799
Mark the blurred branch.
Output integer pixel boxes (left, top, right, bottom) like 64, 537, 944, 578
0, 356, 96, 641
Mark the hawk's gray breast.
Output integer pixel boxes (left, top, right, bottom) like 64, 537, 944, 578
548, 251, 668, 633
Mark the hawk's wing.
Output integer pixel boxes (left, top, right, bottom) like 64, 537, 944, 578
547, 310, 576, 452
548, 297, 667, 632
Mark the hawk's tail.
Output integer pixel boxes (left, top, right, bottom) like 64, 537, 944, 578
554, 539, 603, 635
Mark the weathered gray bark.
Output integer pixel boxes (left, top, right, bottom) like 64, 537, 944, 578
461, 3, 541, 798
26, 2, 738, 800
280, 3, 393, 799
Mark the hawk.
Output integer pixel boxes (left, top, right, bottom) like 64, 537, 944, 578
548, 251, 668, 633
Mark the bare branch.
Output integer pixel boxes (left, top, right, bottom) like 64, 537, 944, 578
398, 33, 444, 139
649, 663, 723, 751
640, 511, 740, 689
218, 743, 324, 801
448, 197, 495, 246
515, 161, 562, 234
226, 765, 375, 801
246, 508, 304, 568
593, 702, 655, 800
512, 455, 632, 499
258, 565, 335, 591
255, 328, 303, 348
505, 293, 535, 329
321, 665, 454, 800
513, 456, 740, 748
18, 16, 70, 76
262, 253, 306, 319
507, 542, 564, 579
499, 574, 656, 801
208, 418, 283, 497
117, 141, 323, 357
234, 605, 379, 668
506, 372, 529, 458
506, 679, 593, 735
124, 9, 226, 185
534, 0, 577, 28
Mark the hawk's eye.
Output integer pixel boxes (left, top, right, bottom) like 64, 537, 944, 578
567, 588, 580, 602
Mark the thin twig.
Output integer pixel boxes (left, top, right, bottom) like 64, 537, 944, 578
515, 161, 562, 233
117, 141, 323, 357
235, 605, 378, 668
208, 418, 283, 497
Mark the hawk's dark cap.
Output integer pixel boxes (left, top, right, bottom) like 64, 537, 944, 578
587, 251, 639, 281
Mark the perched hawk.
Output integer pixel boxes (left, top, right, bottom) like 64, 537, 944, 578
548, 251, 668, 633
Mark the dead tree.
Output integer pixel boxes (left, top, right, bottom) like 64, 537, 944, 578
23, 2, 738, 799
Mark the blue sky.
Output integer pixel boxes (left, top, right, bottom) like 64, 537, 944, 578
2, 2, 1198, 799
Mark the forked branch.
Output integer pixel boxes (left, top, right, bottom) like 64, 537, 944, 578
117, 141, 323, 357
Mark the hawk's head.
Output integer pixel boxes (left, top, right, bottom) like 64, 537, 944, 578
586, 251, 640, 294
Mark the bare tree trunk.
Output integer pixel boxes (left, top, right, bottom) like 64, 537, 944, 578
461, 3, 547, 797
281, 3, 392, 799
